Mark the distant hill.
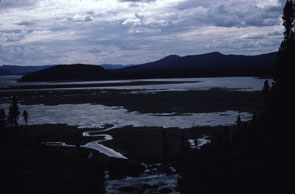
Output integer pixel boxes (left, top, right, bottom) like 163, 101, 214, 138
100, 64, 127, 70
20, 52, 277, 82
114, 52, 277, 79
0, 65, 52, 75
0, 64, 130, 76
20, 64, 110, 82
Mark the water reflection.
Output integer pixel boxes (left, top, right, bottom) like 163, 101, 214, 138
0, 76, 272, 92
0, 103, 252, 128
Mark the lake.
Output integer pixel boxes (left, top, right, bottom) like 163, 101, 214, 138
0, 76, 268, 128
0, 103, 252, 128
0, 75, 271, 92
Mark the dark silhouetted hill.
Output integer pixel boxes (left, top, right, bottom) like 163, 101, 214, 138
100, 64, 129, 69
20, 64, 110, 82
0, 65, 52, 75
114, 52, 277, 79
20, 52, 277, 82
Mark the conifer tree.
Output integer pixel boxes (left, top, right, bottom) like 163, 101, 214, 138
236, 115, 241, 128
262, 80, 270, 112
23, 110, 28, 126
0, 108, 6, 128
276, 0, 295, 92
272, 0, 295, 141
8, 96, 20, 128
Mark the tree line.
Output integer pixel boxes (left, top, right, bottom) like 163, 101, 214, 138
263, 0, 294, 140
0, 96, 28, 128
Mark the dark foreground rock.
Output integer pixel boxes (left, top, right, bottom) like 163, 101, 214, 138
108, 159, 146, 179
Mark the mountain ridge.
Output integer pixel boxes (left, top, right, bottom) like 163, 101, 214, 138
19, 51, 277, 82
113, 51, 277, 79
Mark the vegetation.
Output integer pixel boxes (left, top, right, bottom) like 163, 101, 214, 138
0, 108, 6, 128
7, 96, 20, 127
23, 110, 28, 126
178, 1, 295, 193
0, 2, 293, 194
273, 0, 295, 132
0, 88, 263, 114
0, 98, 106, 194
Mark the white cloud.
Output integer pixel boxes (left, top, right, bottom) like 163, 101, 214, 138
0, 0, 284, 66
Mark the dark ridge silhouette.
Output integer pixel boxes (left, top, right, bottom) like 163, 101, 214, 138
100, 64, 129, 70
0, 65, 52, 75
20, 64, 110, 82
114, 52, 277, 79
20, 52, 277, 82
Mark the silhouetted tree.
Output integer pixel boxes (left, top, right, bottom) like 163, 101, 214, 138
0, 108, 6, 128
263, 0, 295, 147
236, 115, 241, 128
7, 96, 20, 128
23, 110, 28, 126
275, 0, 295, 92
262, 80, 271, 112
272, 0, 295, 134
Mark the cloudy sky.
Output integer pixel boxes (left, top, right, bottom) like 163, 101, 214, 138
0, 0, 286, 66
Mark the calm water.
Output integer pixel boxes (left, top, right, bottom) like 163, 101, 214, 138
0, 76, 271, 92
0, 103, 252, 128
0, 76, 265, 128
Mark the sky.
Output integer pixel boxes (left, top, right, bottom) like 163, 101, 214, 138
0, 0, 286, 66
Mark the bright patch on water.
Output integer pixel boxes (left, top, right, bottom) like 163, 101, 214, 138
0, 103, 252, 128
188, 136, 211, 149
